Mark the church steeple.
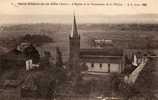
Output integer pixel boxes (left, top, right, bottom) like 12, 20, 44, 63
69, 13, 80, 75
70, 14, 79, 38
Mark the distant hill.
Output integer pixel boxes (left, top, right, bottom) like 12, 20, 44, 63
1, 23, 158, 39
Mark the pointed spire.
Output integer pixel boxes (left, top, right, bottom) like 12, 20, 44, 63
70, 12, 79, 38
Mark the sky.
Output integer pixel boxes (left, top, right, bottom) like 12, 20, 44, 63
0, 0, 158, 24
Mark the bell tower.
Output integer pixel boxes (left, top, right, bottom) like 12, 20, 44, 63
69, 14, 80, 73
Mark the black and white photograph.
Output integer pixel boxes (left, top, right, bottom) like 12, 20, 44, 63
0, 0, 158, 100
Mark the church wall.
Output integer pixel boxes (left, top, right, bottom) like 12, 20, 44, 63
110, 64, 120, 72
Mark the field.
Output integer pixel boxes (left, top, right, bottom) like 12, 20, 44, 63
0, 23, 158, 61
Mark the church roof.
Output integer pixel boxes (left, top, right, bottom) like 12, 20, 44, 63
80, 48, 123, 57
80, 48, 123, 63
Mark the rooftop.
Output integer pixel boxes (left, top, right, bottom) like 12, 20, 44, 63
80, 48, 123, 57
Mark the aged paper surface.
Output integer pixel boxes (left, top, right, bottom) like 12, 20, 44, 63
0, 0, 158, 100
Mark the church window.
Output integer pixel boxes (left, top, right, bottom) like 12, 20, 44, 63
91, 63, 94, 68
100, 63, 102, 68
108, 64, 110, 72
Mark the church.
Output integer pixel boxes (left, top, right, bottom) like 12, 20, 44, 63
69, 15, 124, 75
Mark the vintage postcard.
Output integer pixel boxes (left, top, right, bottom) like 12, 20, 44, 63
0, 0, 158, 100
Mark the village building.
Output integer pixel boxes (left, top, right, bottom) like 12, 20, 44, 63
69, 15, 125, 75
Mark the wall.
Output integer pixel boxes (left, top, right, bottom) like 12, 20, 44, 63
85, 62, 120, 73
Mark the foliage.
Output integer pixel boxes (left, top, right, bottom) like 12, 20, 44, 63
55, 47, 63, 68
30, 62, 67, 98
0, 34, 53, 49
73, 76, 91, 95
21, 34, 53, 46
111, 57, 156, 99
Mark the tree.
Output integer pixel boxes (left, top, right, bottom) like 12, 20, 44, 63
55, 47, 63, 68
33, 63, 67, 99
111, 57, 157, 100
21, 34, 53, 46
110, 73, 136, 99
23, 34, 32, 42
73, 76, 91, 95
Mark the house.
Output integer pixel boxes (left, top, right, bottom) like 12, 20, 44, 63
93, 39, 113, 48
